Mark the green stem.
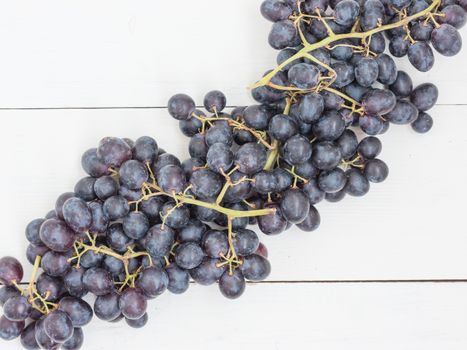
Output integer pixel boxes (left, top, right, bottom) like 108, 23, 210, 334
250, 0, 441, 89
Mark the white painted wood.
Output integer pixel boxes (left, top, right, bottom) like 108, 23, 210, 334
0, 106, 465, 280
4, 283, 467, 349
0, 0, 465, 108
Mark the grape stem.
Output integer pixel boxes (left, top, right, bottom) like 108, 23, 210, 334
68, 233, 153, 291
12, 256, 59, 315
250, 0, 442, 90
193, 114, 275, 150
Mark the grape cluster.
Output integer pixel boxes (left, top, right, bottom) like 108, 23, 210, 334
0, 0, 465, 348
0, 136, 272, 349
257, 0, 464, 135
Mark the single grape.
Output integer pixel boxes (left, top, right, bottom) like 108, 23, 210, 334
103, 195, 130, 221
136, 266, 168, 299
355, 57, 379, 87
0, 256, 23, 286
241, 254, 271, 281
126, 313, 148, 329
364, 159, 389, 183
376, 54, 397, 85
234, 143, 268, 175
202, 230, 229, 258
97, 137, 132, 167
122, 212, 149, 240
280, 188, 310, 224
25, 218, 45, 245
253, 171, 278, 194
174, 242, 205, 270
358, 136, 382, 159
0, 315, 24, 341
81, 148, 108, 178
165, 264, 190, 294
312, 110, 346, 141
440, 5, 466, 29
43, 310, 74, 343
3, 296, 32, 322
36, 273, 64, 302
345, 168, 370, 196
119, 160, 149, 190
207, 142, 234, 173
258, 203, 288, 235
189, 168, 223, 200
82, 267, 114, 296
296, 205, 321, 232
167, 94, 195, 120
331, 61, 355, 88
336, 129, 358, 160
119, 288, 147, 320
360, 0, 385, 31
107, 223, 133, 253
55, 192, 75, 220
133, 136, 158, 163
261, 0, 293, 22
93, 176, 118, 200
0, 286, 21, 307
288, 63, 320, 89
143, 224, 175, 258
58, 296, 93, 327
88, 201, 109, 234
41, 251, 70, 277
431, 23, 462, 56
63, 268, 87, 298
94, 292, 121, 321
411, 111, 433, 133
334, 0, 360, 26
301, 179, 325, 205
243, 105, 272, 130
318, 168, 347, 193
389, 36, 409, 57
362, 89, 397, 116
389, 71, 413, 98
410, 83, 438, 111
282, 134, 313, 165
407, 41, 435, 72
74, 177, 96, 202
62, 197, 92, 233
204, 90, 226, 113
269, 114, 298, 142
268, 20, 299, 50
312, 141, 342, 170
190, 258, 225, 285
206, 121, 234, 146
219, 270, 246, 299
384, 100, 419, 124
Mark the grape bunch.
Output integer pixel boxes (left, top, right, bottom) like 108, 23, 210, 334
0, 0, 465, 348
257, 0, 464, 134
0, 136, 272, 349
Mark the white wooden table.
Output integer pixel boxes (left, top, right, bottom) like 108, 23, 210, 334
1, 1, 466, 349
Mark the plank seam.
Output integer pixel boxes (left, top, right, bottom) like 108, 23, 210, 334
0, 103, 464, 111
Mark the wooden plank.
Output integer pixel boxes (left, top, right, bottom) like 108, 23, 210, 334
3, 283, 467, 349
0, 106, 465, 280
0, 0, 465, 108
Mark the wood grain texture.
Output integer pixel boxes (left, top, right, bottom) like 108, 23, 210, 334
0, 106, 465, 281
0, 0, 465, 108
